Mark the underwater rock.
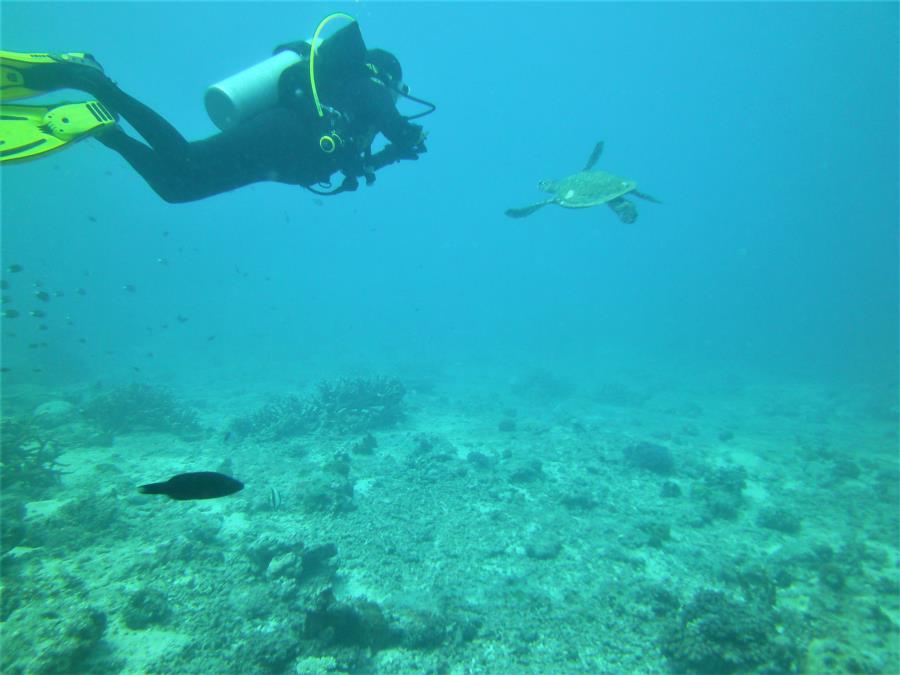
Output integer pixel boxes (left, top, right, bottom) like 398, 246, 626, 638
349, 432, 378, 455
122, 588, 170, 629
33, 399, 76, 428
757, 507, 802, 535
466, 451, 495, 469
266, 552, 304, 580
1, 604, 107, 674
300, 475, 355, 514
247, 532, 303, 573
498, 418, 516, 432
508, 459, 543, 484
623, 441, 674, 475
525, 534, 562, 560
305, 592, 399, 651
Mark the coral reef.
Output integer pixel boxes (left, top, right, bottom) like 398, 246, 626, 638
229, 394, 319, 441
1, 416, 66, 496
231, 376, 406, 440
81, 383, 204, 439
662, 589, 796, 673
692, 465, 747, 522
314, 376, 406, 434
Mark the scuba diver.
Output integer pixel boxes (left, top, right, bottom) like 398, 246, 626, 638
0, 14, 435, 202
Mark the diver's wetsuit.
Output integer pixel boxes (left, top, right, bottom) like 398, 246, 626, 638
69, 58, 424, 203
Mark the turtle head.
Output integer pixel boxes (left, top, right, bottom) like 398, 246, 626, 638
537, 179, 558, 194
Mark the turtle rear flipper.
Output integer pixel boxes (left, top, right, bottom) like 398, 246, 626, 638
583, 142, 604, 171
505, 201, 552, 218
633, 189, 661, 204
607, 197, 637, 223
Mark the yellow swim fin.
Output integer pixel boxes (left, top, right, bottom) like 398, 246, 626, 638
1, 51, 102, 101
0, 100, 116, 164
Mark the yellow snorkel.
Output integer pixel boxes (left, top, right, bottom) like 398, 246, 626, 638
309, 12, 355, 152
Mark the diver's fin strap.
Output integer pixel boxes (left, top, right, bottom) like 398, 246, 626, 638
0, 100, 116, 164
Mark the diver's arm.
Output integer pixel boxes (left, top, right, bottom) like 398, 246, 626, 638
353, 79, 425, 149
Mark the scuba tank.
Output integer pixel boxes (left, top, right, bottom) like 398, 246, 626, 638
204, 50, 302, 131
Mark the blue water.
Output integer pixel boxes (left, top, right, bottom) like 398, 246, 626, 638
1, 3, 898, 674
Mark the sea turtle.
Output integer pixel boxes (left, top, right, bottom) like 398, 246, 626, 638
505, 142, 660, 223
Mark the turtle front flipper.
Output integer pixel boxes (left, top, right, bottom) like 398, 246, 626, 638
607, 197, 638, 223
583, 142, 604, 171
633, 189, 662, 204
505, 201, 552, 218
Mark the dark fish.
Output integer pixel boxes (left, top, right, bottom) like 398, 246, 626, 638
30, 309, 45, 318
0, 280, 7, 289
138, 471, 244, 501
76, 288, 87, 295
123, 284, 136, 293
157, 257, 169, 266
0, 367, 9, 373
7, 264, 23, 273
54, 290, 64, 298
35, 291, 50, 302
3, 309, 19, 318
176, 315, 188, 323
2, 296, 10, 304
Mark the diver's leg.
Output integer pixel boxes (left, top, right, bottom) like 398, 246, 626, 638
97, 108, 306, 203
28, 59, 190, 160
86, 78, 190, 160
96, 127, 197, 203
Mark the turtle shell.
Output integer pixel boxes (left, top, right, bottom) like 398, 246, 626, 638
551, 171, 637, 208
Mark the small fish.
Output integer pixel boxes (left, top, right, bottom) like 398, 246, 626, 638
88, 215, 97, 223
54, 290, 64, 298
223, 430, 233, 444
157, 257, 169, 266
268, 486, 282, 510
138, 471, 244, 501
7, 264, 23, 273
76, 288, 87, 296
38, 324, 48, 331
30, 310, 45, 318
207, 335, 216, 342
32, 280, 43, 288
3, 309, 20, 318
123, 284, 136, 293
0, 280, 7, 289
176, 315, 189, 323
0, 367, 9, 373
2, 296, 10, 304
35, 291, 51, 302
